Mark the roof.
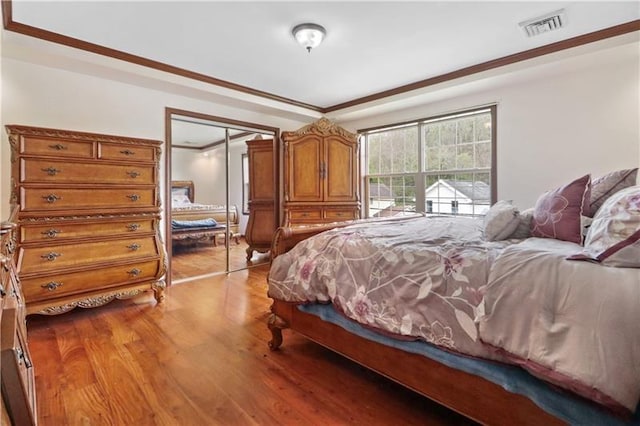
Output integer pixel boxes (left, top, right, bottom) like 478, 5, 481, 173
369, 182, 394, 199
426, 179, 491, 202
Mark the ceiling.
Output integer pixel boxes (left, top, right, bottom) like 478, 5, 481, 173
9, 1, 639, 112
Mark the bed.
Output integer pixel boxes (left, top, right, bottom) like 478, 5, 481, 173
267, 170, 640, 425
171, 180, 240, 247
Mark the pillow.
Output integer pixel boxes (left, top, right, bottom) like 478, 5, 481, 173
530, 174, 591, 244
568, 185, 640, 267
589, 168, 638, 217
172, 194, 191, 205
484, 200, 520, 241
509, 208, 533, 239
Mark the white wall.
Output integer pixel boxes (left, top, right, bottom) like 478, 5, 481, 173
0, 57, 305, 221
341, 40, 640, 210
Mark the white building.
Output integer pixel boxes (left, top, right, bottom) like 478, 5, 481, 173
425, 180, 491, 216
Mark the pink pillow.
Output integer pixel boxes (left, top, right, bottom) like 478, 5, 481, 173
589, 168, 638, 217
569, 185, 640, 267
530, 175, 591, 244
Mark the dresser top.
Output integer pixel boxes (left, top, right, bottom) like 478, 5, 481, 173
6, 125, 162, 147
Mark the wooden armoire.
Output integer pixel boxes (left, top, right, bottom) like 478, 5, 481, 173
281, 118, 360, 227
244, 138, 276, 260
6, 125, 167, 315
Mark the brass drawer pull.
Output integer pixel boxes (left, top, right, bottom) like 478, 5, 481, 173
127, 243, 141, 251
48, 143, 68, 151
42, 194, 61, 203
301, 213, 309, 217
42, 167, 62, 176
41, 229, 61, 238
40, 252, 62, 261
127, 223, 140, 231
127, 170, 141, 178
127, 268, 142, 277
41, 281, 63, 291
127, 194, 140, 202
120, 149, 135, 156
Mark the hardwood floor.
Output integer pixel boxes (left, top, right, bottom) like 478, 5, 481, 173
27, 264, 476, 425
171, 237, 270, 281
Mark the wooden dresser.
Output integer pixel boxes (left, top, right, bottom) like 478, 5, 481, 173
7, 125, 167, 316
244, 138, 276, 260
281, 118, 360, 227
1, 219, 37, 425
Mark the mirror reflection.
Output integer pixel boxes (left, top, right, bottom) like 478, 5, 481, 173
169, 114, 273, 283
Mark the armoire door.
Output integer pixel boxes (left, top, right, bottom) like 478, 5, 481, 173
324, 135, 358, 202
286, 135, 323, 202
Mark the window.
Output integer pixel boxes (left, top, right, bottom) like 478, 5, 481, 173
363, 106, 495, 218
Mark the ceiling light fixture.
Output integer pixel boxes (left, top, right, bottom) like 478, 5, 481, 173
292, 23, 326, 53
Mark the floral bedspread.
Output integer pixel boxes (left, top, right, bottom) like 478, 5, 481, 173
268, 215, 513, 358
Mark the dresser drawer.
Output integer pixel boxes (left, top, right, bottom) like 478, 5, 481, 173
21, 158, 155, 185
20, 135, 94, 159
21, 259, 162, 302
20, 218, 156, 243
99, 143, 156, 162
20, 187, 157, 212
19, 236, 160, 274
324, 208, 358, 221
289, 209, 322, 221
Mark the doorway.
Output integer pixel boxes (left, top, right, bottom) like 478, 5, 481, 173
165, 108, 278, 285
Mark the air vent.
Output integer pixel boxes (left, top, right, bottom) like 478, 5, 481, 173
519, 9, 565, 37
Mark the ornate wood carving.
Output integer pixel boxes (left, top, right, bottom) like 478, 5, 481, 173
286, 117, 357, 140
267, 312, 289, 351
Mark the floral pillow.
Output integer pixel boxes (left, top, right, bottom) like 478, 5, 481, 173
484, 200, 520, 241
589, 168, 638, 217
568, 185, 640, 267
530, 174, 591, 244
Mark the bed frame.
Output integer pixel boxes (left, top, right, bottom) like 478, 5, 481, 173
171, 180, 240, 246
267, 221, 565, 426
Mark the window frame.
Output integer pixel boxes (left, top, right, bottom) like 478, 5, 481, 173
360, 105, 497, 218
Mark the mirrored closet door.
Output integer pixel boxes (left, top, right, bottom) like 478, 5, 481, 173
165, 108, 278, 285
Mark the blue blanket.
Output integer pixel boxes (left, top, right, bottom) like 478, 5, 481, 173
171, 218, 220, 229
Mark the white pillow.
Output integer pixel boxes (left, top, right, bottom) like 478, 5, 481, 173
172, 194, 191, 205
510, 208, 533, 239
484, 200, 520, 241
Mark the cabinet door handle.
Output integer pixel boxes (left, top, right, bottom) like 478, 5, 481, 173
41, 229, 61, 238
120, 149, 135, 156
41, 252, 62, 261
127, 171, 140, 178
127, 223, 140, 231
127, 268, 142, 277
41, 281, 63, 291
42, 194, 61, 203
127, 243, 141, 251
127, 194, 140, 202
48, 143, 68, 151
41, 167, 62, 176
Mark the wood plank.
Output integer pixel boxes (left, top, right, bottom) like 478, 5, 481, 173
27, 263, 477, 425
